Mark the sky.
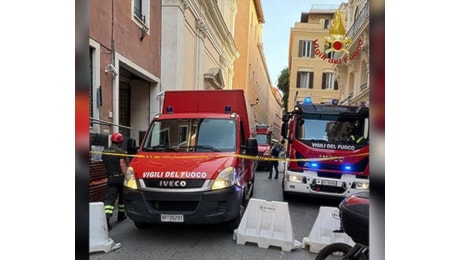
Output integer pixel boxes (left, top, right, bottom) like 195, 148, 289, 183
261, 0, 346, 87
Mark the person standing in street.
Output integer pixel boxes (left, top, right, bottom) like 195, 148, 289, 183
268, 141, 282, 179
102, 132, 128, 231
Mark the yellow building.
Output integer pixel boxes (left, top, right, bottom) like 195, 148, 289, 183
288, 4, 348, 109
233, 0, 283, 127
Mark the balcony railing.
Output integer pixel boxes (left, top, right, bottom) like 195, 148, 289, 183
345, 1, 369, 40
360, 81, 368, 91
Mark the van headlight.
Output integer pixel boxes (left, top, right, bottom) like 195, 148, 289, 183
124, 166, 138, 189
212, 167, 236, 190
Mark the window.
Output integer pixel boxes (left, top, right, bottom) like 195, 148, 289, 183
324, 19, 329, 29
142, 119, 236, 152
133, 0, 149, 26
298, 40, 314, 58
322, 73, 337, 90
297, 71, 314, 89
178, 125, 188, 145
324, 43, 333, 59
296, 115, 369, 144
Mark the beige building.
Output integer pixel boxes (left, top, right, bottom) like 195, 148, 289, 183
233, 0, 283, 129
288, 4, 348, 109
160, 0, 239, 94
334, 0, 369, 106
268, 87, 284, 141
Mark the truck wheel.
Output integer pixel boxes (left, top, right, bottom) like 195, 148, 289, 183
282, 191, 291, 201
282, 177, 290, 201
134, 221, 152, 229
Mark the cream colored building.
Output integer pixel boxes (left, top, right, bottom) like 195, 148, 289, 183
233, 0, 283, 129
161, 0, 239, 95
268, 87, 284, 141
288, 4, 348, 109
334, 0, 369, 106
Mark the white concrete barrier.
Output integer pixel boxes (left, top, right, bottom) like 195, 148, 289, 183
89, 202, 122, 253
302, 206, 354, 253
233, 198, 301, 252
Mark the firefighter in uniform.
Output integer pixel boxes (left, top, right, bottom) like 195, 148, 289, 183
102, 132, 128, 230
348, 121, 365, 144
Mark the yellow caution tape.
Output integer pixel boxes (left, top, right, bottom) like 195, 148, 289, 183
89, 151, 368, 162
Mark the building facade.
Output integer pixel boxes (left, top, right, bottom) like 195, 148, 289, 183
334, 0, 370, 106
89, 0, 162, 144
288, 4, 347, 109
160, 0, 239, 94
233, 0, 282, 129
267, 87, 284, 141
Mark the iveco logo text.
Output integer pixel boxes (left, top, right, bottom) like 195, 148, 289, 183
160, 180, 187, 187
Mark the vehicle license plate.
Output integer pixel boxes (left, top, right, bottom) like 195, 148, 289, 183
321, 180, 338, 186
161, 214, 184, 222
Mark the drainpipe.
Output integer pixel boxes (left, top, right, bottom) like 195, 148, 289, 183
110, 0, 119, 133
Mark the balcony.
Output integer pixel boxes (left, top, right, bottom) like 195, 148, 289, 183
360, 82, 368, 91
345, 1, 369, 40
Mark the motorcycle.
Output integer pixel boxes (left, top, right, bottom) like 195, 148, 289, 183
315, 191, 369, 260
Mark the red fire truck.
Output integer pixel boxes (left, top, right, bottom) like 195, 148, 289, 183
281, 97, 369, 200
124, 90, 258, 230
255, 124, 272, 170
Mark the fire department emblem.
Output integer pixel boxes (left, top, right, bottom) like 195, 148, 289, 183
325, 10, 351, 54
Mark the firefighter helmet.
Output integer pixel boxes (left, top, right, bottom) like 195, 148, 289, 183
111, 132, 124, 143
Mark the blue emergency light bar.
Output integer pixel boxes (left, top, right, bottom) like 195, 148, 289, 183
304, 97, 312, 103
343, 165, 352, 171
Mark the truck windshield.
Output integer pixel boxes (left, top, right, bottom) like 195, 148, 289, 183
256, 134, 269, 145
296, 115, 369, 144
142, 118, 236, 152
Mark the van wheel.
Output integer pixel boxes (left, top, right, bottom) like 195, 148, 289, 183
250, 185, 254, 198
226, 204, 245, 231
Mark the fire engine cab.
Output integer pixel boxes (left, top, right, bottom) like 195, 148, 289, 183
281, 97, 369, 199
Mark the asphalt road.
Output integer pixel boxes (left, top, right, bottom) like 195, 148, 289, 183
89, 169, 342, 260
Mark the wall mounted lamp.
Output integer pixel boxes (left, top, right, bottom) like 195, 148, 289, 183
104, 64, 118, 77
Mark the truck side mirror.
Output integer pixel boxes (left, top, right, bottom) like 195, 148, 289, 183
127, 138, 138, 155
246, 137, 258, 156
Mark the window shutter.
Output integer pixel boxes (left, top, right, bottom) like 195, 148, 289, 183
334, 80, 338, 90
296, 71, 301, 88
321, 73, 326, 89
311, 41, 315, 58
309, 73, 314, 89
298, 40, 303, 57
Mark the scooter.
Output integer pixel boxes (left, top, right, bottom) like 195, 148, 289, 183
315, 191, 369, 260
